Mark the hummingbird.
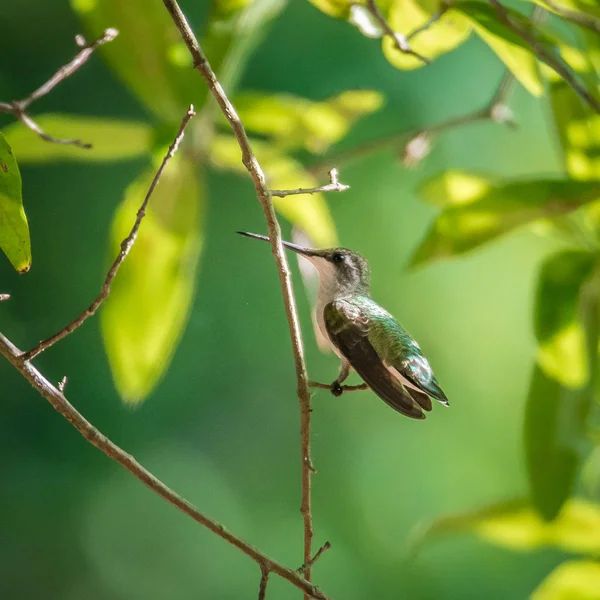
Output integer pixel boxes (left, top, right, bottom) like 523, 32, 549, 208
237, 231, 449, 419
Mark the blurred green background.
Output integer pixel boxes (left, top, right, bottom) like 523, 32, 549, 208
0, 1, 576, 599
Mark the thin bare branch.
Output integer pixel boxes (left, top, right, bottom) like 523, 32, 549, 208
0, 294, 10, 302
22, 105, 196, 362
57, 376, 68, 393
258, 565, 270, 600
543, 0, 600, 34
0, 332, 330, 600
161, 1, 316, 596
271, 168, 349, 198
310, 381, 369, 393
0, 29, 118, 147
406, 1, 450, 41
365, 0, 431, 64
297, 541, 331, 575
488, 0, 600, 114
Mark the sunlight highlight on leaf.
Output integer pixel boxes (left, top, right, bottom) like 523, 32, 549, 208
0, 132, 30, 273
532, 560, 600, 600
101, 158, 203, 404
2, 116, 151, 164
418, 170, 491, 207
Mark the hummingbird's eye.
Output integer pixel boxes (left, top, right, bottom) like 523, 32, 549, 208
332, 252, 345, 263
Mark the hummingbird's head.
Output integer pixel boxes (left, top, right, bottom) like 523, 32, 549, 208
237, 231, 371, 298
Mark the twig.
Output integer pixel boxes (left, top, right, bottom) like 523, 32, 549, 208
543, 0, 600, 34
57, 376, 68, 392
161, 1, 316, 596
0, 294, 10, 302
271, 168, 349, 198
365, 0, 431, 64
0, 333, 330, 600
297, 541, 331, 575
309, 381, 369, 393
22, 105, 196, 362
0, 29, 118, 148
308, 70, 515, 175
488, 0, 600, 114
406, 1, 450, 41
258, 565, 270, 600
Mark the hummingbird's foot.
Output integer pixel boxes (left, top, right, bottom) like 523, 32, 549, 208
330, 381, 344, 397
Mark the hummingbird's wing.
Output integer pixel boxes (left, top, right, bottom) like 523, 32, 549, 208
324, 300, 428, 419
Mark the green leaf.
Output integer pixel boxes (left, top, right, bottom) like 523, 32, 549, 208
417, 169, 492, 208
0, 132, 30, 273
411, 177, 600, 267
535, 250, 596, 388
2, 115, 151, 164
306, 0, 355, 19
209, 135, 338, 246
383, 1, 471, 70
407, 498, 600, 555
454, 1, 543, 95
532, 560, 600, 600
231, 89, 383, 153
101, 157, 203, 403
525, 364, 580, 520
70, 0, 199, 121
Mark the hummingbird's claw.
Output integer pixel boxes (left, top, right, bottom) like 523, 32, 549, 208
330, 381, 343, 397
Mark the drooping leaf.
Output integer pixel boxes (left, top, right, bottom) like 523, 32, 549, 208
417, 169, 492, 208
455, 1, 543, 95
382, 1, 471, 70
407, 498, 600, 555
534, 250, 596, 388
209, 135, 338, 247
2, 116, 151, 164
525, 364, 580, 520
532, 560, 600, 600
101, 157, 203, 403
411, 177, 600, 267
0, 132, 30, 273
230, 89, 383, 153
70, 0, 199, 121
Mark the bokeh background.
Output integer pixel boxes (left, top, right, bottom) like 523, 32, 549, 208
0, 1, 573, 599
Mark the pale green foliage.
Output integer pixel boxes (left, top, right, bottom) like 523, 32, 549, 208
532, 561, 600, 600
0, 132, 30, 273
232, 90, 383, 153
411, 176, 600, 267
417, 170, 491, 208
101, 157, 203, 404
210, 135, 338, 247
2, 116, 151, 164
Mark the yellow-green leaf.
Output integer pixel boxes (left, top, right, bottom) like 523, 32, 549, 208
101, 157, 203, 403
535, 250, 596, 388
209, 135, 338, 246
2, 115, 151, 164
411, 178, 600, 268
407, 498, 600, 555
231, 89, 383, 153
418, 170, 492, 207
70, 0, 199, 121
532, 560, 600, 600
383, 1, 471, 70
0, 132, 30, 273
306, 0, 355, 19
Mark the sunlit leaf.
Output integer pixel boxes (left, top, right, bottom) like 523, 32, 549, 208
411, 178, 600, 268
231, 89, 383, 153
209, 135, 338, 247
417, 170, 492, 208
0, 132, 30, 273
454, 1, 543, 95
532, 560, 600, 600
383, 2, 471, 70
101, 157, 203, 403
2, 116, 151, 164
306, 0, 356, 19
70, 0, 199, 121
525, 365, 580, 520
534, 250, 596, 388
407, 498, 600, 555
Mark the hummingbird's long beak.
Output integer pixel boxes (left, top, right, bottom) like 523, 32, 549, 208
236, 231, 318, 257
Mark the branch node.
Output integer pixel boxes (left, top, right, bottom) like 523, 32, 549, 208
57, 376, 68, 393
297, 541, 331, 575
0, 294, 10, 302
258, 565, 270, 600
